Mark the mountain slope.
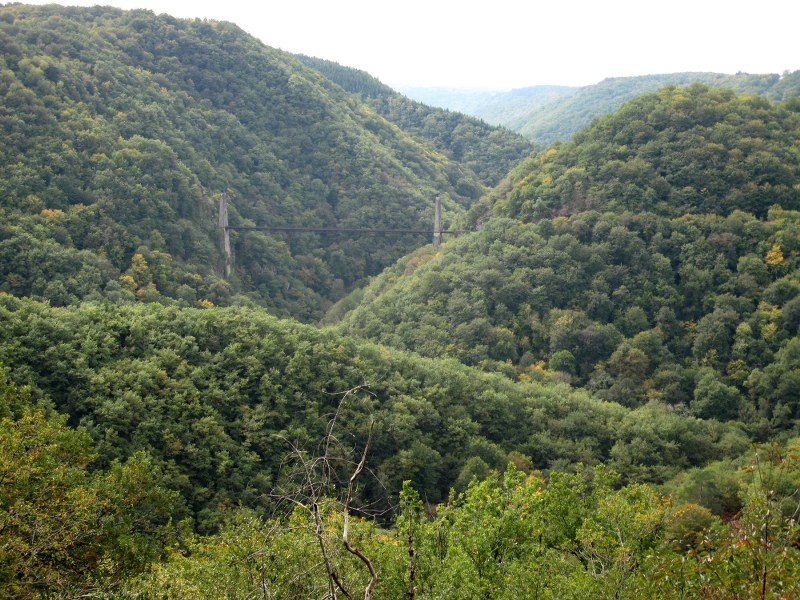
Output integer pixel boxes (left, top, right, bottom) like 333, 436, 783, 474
499, 85, 800, 221
395, 84, 579, 126
296, 55, 534, 187
0, 4, 485, 320
336, 86, 800, 434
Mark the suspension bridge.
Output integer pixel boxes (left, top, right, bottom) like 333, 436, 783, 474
217, 193, 468, 277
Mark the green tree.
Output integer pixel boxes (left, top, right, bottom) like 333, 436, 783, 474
691, 368, 744, 421
0, 384, 178, 597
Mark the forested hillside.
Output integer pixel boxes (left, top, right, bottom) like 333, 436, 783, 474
296, 55, 534, 186
3, 297, 798, 597
338, 85, 800, 436
501, 85, 800, 219
2, 4, 800, 597
398, 83, 579, 130
0, 4, 525, 321
0, 296, 775, 597
1, 296, 742, 524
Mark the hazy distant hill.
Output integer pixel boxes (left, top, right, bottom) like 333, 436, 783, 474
296, 55, 534, 186
513, 72, 800, 145
396, 84, 578, 129
0, 4, 491, 320
402, 72, 800, 145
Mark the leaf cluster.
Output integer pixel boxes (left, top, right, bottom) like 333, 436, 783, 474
128, 452, 800, 599
0, 371, 180, 598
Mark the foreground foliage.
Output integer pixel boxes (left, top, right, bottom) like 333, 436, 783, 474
130, 455, 800, 599
3, 350, 797, 597
0, 373, 178, 598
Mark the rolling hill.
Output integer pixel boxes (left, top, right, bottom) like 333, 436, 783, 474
0, 4, 527, 321
336, 85, 800, 434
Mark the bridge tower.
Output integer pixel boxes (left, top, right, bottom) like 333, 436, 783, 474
433, 194, 442, 249
218, 192, 232, 278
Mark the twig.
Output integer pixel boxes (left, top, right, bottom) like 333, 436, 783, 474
342, 420, 377, 600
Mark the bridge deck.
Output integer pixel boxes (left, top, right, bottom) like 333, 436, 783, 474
225, 226, 468, 234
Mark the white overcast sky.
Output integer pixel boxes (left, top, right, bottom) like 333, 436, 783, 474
14, 0, 800, 89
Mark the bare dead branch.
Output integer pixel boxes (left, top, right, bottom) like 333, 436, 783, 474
407, 511, 416, 600
270, 385, 380, 599
342, 420, 377, 600
313, 502, 352, 600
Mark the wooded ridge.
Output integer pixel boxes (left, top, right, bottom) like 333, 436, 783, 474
1, 4, 799, 598
0, 4, 530, 321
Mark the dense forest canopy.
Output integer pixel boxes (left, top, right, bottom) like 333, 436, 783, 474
499, 85, 800, 220
0, 4, 528, 321
1, 4, 800, 597
2, 298, 798, 597
296, 55, 534, 187
0, 296, 745, 524
338, 85, 800, 438
0, 297, 783, 597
